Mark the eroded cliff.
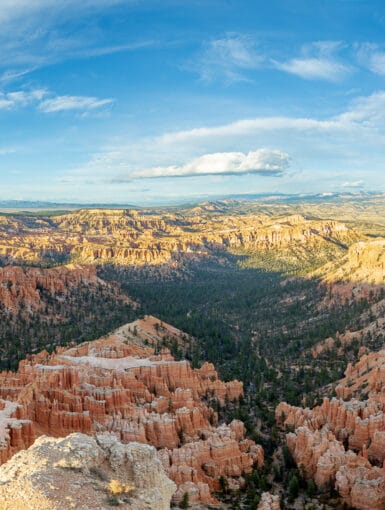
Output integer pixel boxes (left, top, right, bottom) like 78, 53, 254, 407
0, 316, 263, 505
276, 346, 385, 510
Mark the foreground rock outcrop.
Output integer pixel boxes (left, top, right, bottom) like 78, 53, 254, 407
0, 432, 176, 510
0, 316, 263, 504
276, 346, 385, 510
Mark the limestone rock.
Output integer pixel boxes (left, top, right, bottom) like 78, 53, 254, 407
0, 432, 176, 510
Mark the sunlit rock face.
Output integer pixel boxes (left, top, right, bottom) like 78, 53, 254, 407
0, 432, 176, 510
0, 316, 263, 505
276, 346, 385, 510
0, 208, 360, 267
322, 239, 385, 286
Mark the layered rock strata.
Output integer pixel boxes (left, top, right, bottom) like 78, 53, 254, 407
276, 347, 385, 510
0, 208, 359, 266
0, 264, 101, 313
0, 317, 262, 504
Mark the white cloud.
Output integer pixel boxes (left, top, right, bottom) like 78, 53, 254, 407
337, 91, 385, 125
274, 41, 352, 82
39, 95, 113, 113
191, 35, 264, 83
161, 116, 344, 145
61, 90, 385, 194
369, 52, 385, 75
0, 88, 112, 113
159, 90, 385, 145
0, 1, 127, 25
129, 149, 290, 179
341, 180, 364, 188
0, 0, 147, 76
356, 43, 385, 76
0, 88, 47, 109
275, 58, 349, 81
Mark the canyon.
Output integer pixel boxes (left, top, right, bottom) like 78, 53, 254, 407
276, 346, 385, 510
0, 316, 263, 506
0, 208, 360, 269
0, 199, 384, 508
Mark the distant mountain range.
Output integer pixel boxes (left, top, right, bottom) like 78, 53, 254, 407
0, 191, 383, 210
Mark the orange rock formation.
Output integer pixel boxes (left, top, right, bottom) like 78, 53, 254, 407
276, 346, 385, 510
0, 208, 359, 267
0, 264, 100, 313
0, 317, 262, 504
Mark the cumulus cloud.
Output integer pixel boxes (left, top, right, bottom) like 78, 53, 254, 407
191, 35, 264, 83
274, 41, 352, 81
126, 149, 290, 179
62, 90, 385, 194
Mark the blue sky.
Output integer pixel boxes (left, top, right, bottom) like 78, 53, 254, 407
1, 0, 385, 204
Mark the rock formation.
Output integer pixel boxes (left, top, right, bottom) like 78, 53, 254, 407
276, 345, 385, 510
0, 208, 360, 267
0, 264, 102, 313
0, 316, 263, 504
0, 432, 176, 510
322, 239, 385, 286
257, 492, 281, 510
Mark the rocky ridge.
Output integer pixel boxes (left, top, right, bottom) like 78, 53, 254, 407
0, 316, 263, 505
0, 432, 176, 510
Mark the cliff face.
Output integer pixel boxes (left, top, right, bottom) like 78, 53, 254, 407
0, 316, 263, 505
0, 209, 360, 267
0, 264, 101, 313
322, 239, 385, 286
0, 432, 176, 510
276, 346, 385, 510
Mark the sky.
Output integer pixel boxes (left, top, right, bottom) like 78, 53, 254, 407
1, 0, 385, 204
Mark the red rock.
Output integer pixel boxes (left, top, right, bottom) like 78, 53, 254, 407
277, 346, 385, 509
0, 317, 262, 505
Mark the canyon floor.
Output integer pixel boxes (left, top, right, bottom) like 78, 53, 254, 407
0, 194, 384, 509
